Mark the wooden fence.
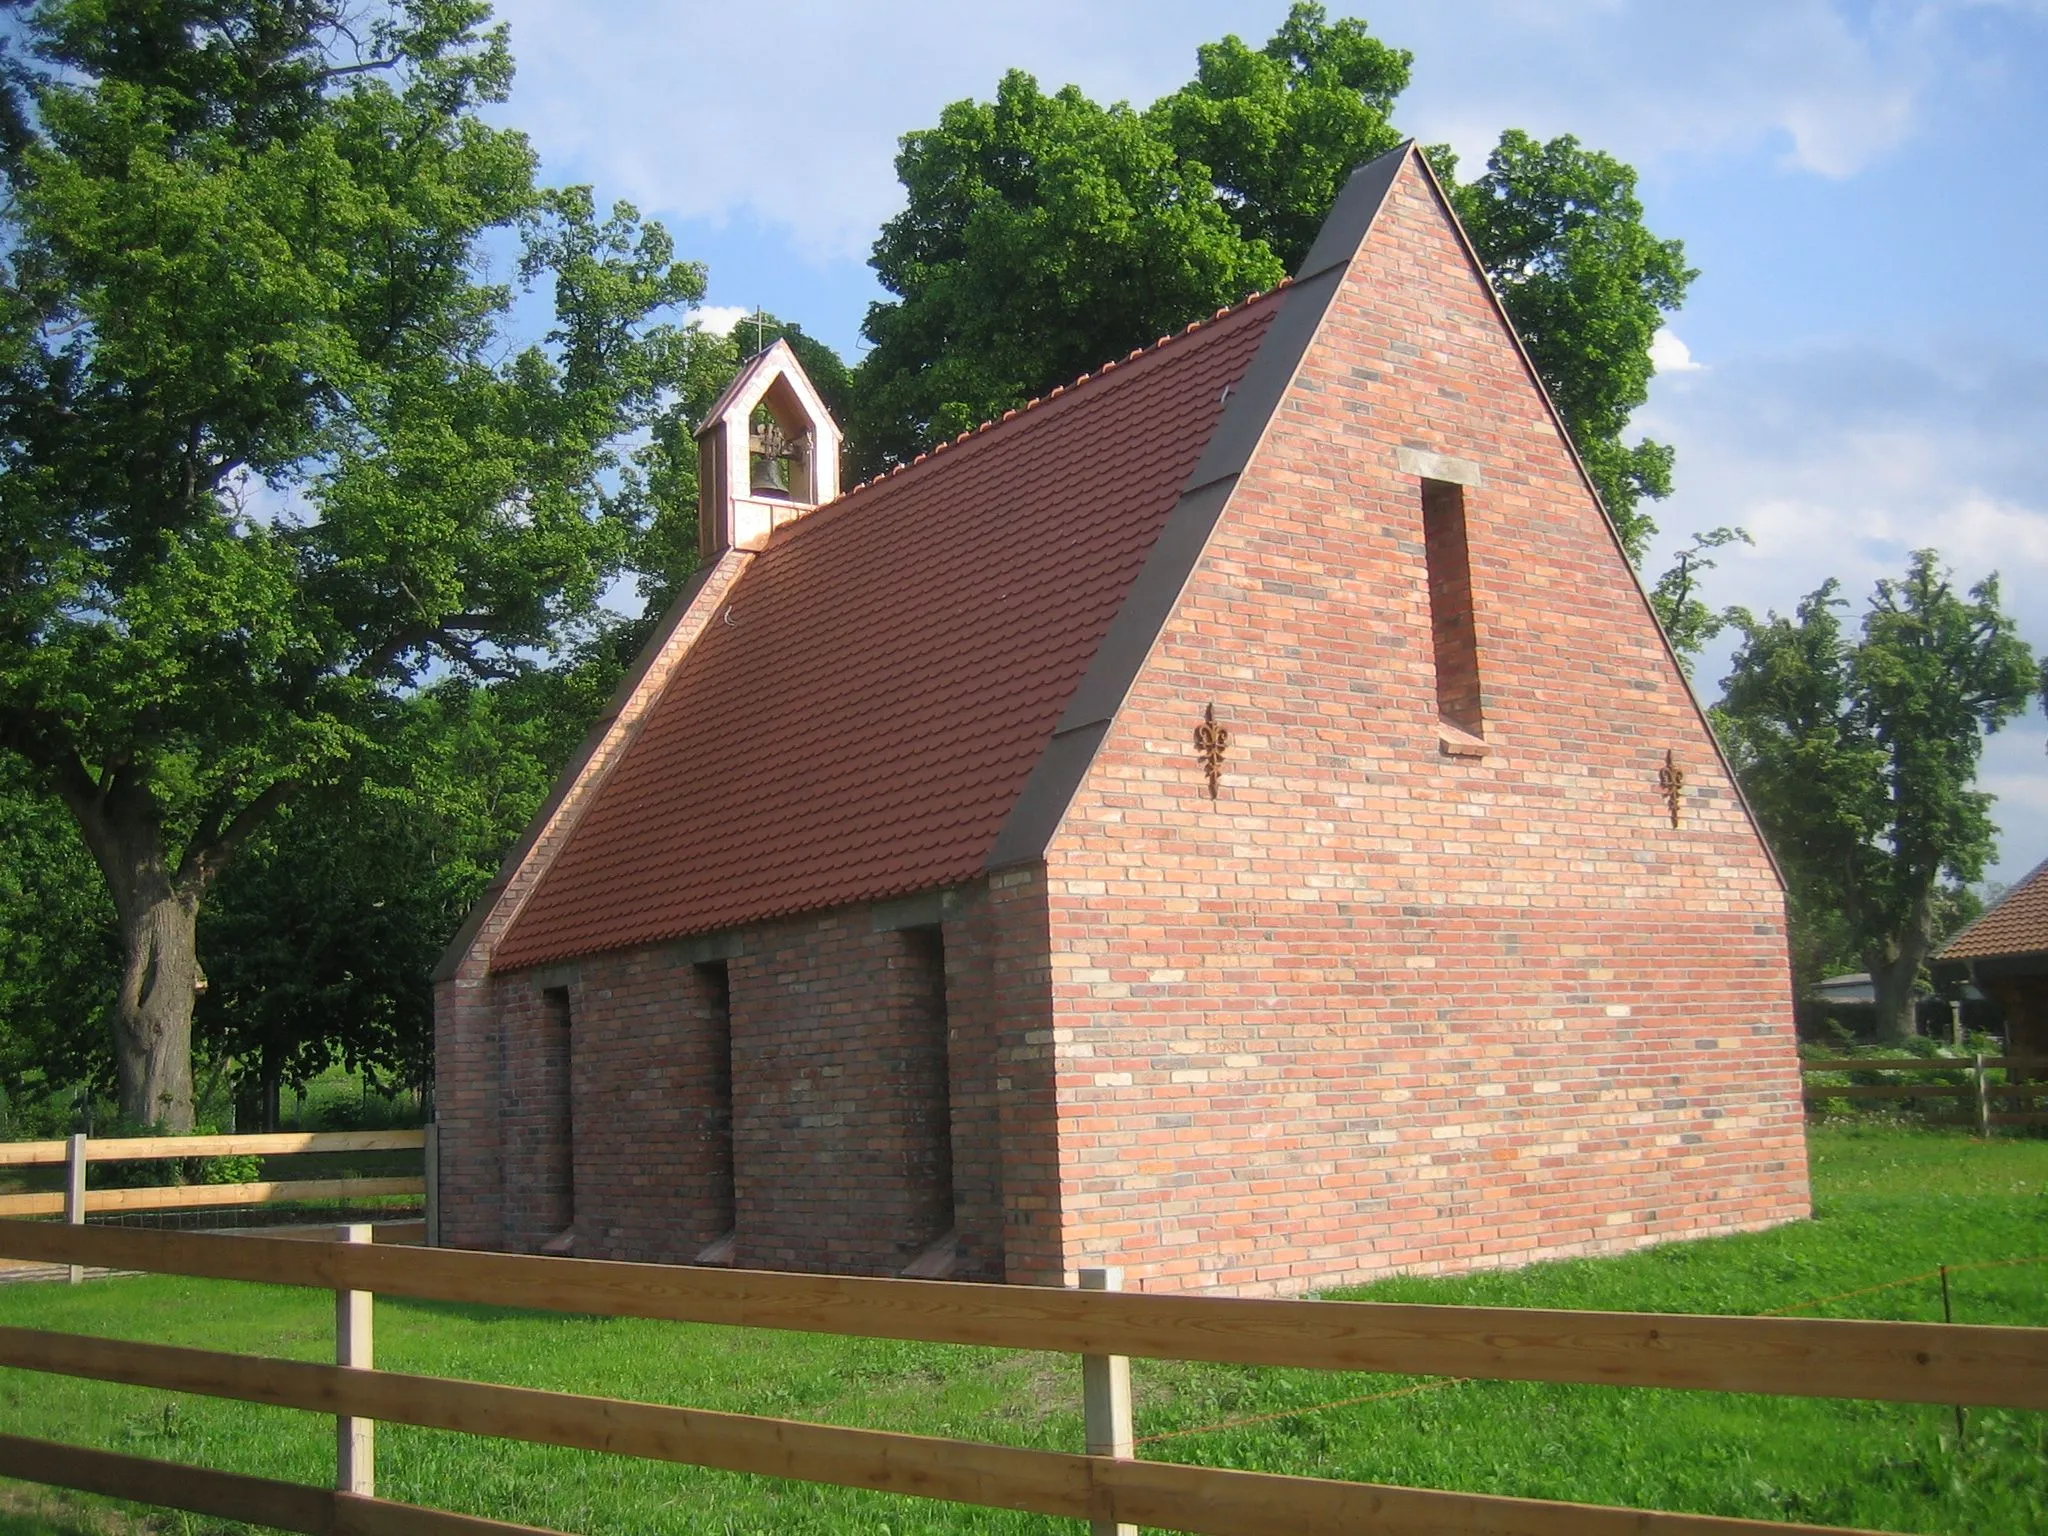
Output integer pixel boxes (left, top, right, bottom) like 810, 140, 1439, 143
0, 1130, 432, 1281
0, 1219, 2043, 1536
1800, 1055, 2048, 1133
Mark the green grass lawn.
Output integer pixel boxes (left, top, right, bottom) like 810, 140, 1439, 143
0, 1123, 2042, 1535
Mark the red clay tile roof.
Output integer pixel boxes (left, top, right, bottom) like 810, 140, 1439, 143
491, 292, 1286, 971
1939, 857, 2048, 961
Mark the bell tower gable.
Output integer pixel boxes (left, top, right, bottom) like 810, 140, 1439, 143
695, 338, 843, 561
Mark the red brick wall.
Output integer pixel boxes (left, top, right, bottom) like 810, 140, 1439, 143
729, 916, 955, 1274
1040, 156, 1810, 1296
499, 985, 573, 1249
569, 952, 734, 1263
431, 974, 504, 1251
438, 883, 1054, 1279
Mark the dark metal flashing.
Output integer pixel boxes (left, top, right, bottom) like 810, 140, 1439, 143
659, 930, 746, 968
985, 146, 1409, 874
870, 886, 970, 932
985, 720, 1112, 871
1295, 145, 1411, 283
429, 557, 731, 984
1183, 263, 1344, 494
1052, 475, 1238, 734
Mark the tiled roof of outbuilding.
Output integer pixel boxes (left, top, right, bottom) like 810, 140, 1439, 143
1939, 857, 2048, 962
490, 291, 1286, 971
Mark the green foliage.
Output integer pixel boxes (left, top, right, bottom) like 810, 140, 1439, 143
851, 5, 1693, 560
1, 1127, 2041, 1534
0, 756, 116, 1114
851, 66, 1282, 474
0, 0, 705, 1125
1648, 526, 1749, 673
200, 1151, 262, 1184
1148, 5, 1409, 266
1442, 130, 1696, 559
1718, 552, 2037, 1037
196, 655, 618, 1103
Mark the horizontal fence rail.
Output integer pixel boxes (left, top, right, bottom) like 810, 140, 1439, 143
1800, 1054, 2048, 1132
0, 1315, 1900, 1536
0, 1222, 2041, 1412
0, 1177, 424, 1220
0, 1130, 427, 1168
0, 1434, 559, 1536
0, 1130, 432, 1279
1, 1220, 2038, 1536
1800, 1057, 2048, 1073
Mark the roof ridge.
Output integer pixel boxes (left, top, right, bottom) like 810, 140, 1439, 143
835, 278, 1294, 504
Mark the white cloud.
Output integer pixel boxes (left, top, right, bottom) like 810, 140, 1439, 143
1650, 329, 1702, 374
1395, 0, 1929, 179
689, 305, 750, 337
486, 1, 1979, 261
489, 0, 1233, 261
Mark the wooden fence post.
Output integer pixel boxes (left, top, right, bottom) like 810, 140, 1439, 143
1974, 1053, 1991, 1138
335, 1225, 374, 1497
422, 1123, 440, 1249
63, 1134, 86, 1285
1078, 1266, 1135, 1536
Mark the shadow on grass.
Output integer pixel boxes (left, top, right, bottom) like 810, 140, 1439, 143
0, 1483, 151, 1536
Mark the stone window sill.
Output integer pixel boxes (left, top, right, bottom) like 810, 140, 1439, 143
1438, 722, 1489, 759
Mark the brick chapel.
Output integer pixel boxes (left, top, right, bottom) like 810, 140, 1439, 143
432, 144, 1811, 1295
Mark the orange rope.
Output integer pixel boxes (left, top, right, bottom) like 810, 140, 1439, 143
1945, 1252, 2048, 1274
1760, 1268, 1946, 1316
1134, 1375, 1466, 1446
1761, 1253, 2046, 1317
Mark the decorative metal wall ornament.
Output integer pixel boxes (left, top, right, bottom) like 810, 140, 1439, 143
1194, 704, 1230, 799
1658, 749, 1686, 828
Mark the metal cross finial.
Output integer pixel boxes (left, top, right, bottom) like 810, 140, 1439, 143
1658, 749, 1686, 828
1194, 704, 1230, 799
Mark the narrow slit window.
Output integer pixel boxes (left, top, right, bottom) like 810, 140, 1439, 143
697, 960, 736, 1241
1421, 478, 1484, 739
904, 928, 959, 1255
537, 986, 575, 1239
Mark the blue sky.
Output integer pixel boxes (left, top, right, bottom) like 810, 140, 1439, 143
489, 0, 2048, 884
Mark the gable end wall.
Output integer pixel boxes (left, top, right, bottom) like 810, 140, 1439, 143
1042, 158, 1809, 1296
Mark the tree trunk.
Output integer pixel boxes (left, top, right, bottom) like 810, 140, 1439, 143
111, 879, 201, 1131
1868, 886, 1937, 1046
261, 1052, 283, 1132
44, 757, 294, 1135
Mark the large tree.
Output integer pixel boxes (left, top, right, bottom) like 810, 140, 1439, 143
1717, 552, 2037, 1041
850, 69, 1280, 475
850, 4, 1693, 554
0, 0, 701, 1128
